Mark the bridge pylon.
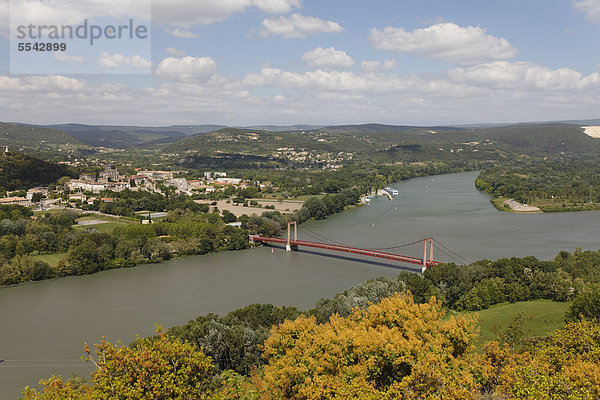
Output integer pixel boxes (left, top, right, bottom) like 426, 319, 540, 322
422, 238, 434, 273
286, 221, 298, 252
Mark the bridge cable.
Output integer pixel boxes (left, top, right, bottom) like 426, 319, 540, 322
300, 227, 359, 247
431, 246, 465, 265
368, 239, 426, 251
301, 227, 428, 253
431, 238, 472, 265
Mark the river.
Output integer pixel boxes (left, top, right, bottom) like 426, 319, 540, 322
1, 171, 599, 398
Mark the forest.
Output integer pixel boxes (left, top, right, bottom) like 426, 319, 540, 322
476, 160, 600, 211
0, 152, 76, 192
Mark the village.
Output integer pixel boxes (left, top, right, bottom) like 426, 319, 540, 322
0, 162, 304, 217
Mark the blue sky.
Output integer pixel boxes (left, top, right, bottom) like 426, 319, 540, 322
0, 0, 599, 126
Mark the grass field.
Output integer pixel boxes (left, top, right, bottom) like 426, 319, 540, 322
31, 252, 68, 267
263, 193, 322, 201
33, 208, 67, 216
457, 300, 569, 344
74, 221, 125, 233
77, 214, 121, 223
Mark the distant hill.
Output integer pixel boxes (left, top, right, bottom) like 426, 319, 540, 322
163, 122, 600, 162
0, 122, 84, 149
63, 129, 186, 148
41, 123, 227, 136
476, 123, 600, 156
241, 124, 326, 132
4, 120, 599, 158
319, 123, 461, 134
32, 124, 187, 148
0, 152, 76, 191
18, 123, 232, 148
315, 124, 466, 141
555, 118, 600, 126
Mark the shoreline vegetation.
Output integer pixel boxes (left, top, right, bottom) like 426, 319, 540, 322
476, 160, 600, 214
489, 196, 542, 213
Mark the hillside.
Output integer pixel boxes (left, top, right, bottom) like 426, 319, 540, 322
35, 124, 189, 148
0, 122, 84, 150
64, 129, 186, 148
0, 152, 77, 191
476, 123, 600, 156
161, 123, 599, 168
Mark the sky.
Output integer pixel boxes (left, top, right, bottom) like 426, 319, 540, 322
0, 0, 599, 126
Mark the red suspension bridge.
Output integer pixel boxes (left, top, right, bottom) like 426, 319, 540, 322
250, 222, 468, 273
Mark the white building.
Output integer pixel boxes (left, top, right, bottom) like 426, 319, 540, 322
100, 164, 119, 181
26, 187, 48, 201
167, 178, 188, 193
215, 177, 242, 185
204, 171, 227, 179
0, 197, 29, 206
68, 180, 107, 193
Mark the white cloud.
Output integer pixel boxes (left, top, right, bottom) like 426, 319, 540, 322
152, 0, 300, 28
360, 61, 380, 72
382, 60, 397, 70
301, 46, 354, 69
3, 0, 302, 31
0, 74, 86, 92
243, 67, 424, 93
54, 53, 83, 63
2, 0, 304, 38
8, 0, 150, 26
1, 61, 600, 126
97, 53, 152, 68
572, 0, 600, 22
244, 61, 600, 98
361, 59, 397, 72
165, 28, 199, 38
260, 13, 344, 39
448, 61, 600, 90
369, 22, 518, 65
253, 0, 301, 14
155, 56, 217, 81
166, 47, 187, 57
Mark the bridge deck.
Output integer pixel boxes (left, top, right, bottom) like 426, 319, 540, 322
251, 236, 440, 269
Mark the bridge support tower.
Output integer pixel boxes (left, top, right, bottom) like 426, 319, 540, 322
286, 221, 298, 252
422, 238, 434, 273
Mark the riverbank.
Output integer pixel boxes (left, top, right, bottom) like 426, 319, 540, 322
475, 161, 600, 214
490, 197, 541, 213
488, 195, 600, 214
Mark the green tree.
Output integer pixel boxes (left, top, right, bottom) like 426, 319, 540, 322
68, 238, 101, 275
222, 209, 237, 223
566, 283, 600, 322
31, 192, 45, 203
302, 197, 328, 220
